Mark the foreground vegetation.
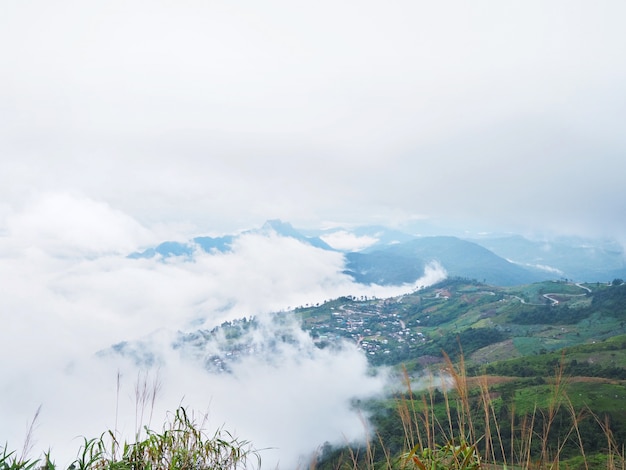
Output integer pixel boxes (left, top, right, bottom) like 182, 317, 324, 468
5, 353, 626, 469
316, 354, 626, 470
5, 280, 626, 469
1, 408, 259, 470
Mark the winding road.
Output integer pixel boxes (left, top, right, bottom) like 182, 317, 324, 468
514, 282, 591, 306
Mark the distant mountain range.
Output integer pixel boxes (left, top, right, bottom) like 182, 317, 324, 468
128, 219, 330, 259
469, 234, 626, 282
346, 236, 550, 286
129, 220, 626, 286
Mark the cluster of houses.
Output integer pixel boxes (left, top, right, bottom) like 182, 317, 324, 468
307, 297, 427, 361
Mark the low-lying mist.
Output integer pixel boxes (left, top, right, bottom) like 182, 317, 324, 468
0, 194, 447, 468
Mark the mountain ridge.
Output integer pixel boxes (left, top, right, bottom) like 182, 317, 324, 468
128, 220, 625, 284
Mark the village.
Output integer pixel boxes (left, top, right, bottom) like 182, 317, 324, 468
300, 295, 432, 364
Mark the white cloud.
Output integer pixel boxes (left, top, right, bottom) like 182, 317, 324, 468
3, 192, 154, 257
3, 325, 386, 470
0, 196, 447, 468
414, 261, 448, 290
505, 258, 565, 276
163, 334, 387, 469
320, 230, 379, 251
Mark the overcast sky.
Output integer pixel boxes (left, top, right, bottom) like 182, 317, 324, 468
2, 1, 626, 467
1, 0, 625, 241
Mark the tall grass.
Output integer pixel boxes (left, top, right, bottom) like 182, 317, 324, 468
72, 407, 259, 470
314, 352, 626, 470
1, 407, 259, 470
4, 355, 626, 469
392, 352, 626, 470
2, 370, 259, 470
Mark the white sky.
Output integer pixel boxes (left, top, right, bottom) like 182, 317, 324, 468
1, 0, 625, 239
1, 1, 625, 467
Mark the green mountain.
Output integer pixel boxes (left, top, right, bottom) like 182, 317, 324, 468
105, 277, 626, 377
103, 278, 626, 468
294, 278, 626, 368
301, 279, 626, 469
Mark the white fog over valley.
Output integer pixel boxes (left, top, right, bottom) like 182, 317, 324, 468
1, 209, 447, 468
1, 1, 626, 468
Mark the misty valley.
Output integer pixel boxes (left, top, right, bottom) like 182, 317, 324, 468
4, 221, 626, 470
5, 1, 626, 468
86, 275, 626, 469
